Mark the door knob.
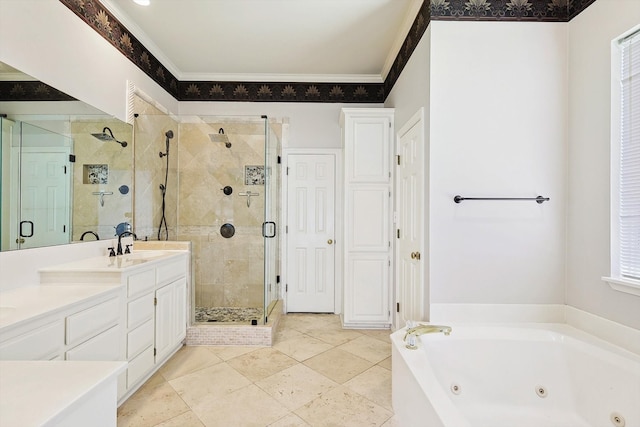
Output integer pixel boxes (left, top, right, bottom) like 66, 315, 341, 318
410, 252, 416, 259
328, 239, 333, 245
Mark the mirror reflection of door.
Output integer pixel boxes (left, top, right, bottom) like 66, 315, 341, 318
6, 121, 72, 250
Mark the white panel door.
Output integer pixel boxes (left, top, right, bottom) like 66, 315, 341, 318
395, 113, 425, 327
20, 149, 70, 249
286, 154, 336, 312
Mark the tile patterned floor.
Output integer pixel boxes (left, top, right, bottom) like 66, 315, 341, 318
117, 314, 400, 427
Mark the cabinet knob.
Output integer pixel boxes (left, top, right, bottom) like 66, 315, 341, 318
410, 252, 421, 260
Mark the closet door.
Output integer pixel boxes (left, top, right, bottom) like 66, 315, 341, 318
341, 109, 394, 328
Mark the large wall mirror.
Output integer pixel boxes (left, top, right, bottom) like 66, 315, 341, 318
0, 61, 133, 251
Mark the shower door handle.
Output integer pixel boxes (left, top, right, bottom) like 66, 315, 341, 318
20, 220, 34, 238
262, 221, 276, 238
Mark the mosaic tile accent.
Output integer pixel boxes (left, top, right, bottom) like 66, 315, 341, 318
186, 311, 280, 346
55, 0, 596, 105
195, 306, 264, 323
245, 165, 265, 185
0, 81, 76, 101
83, 164, 108, 184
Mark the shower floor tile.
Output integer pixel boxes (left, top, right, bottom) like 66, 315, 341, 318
195, 306, 263, 323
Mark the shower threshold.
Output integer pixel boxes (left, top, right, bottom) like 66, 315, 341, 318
187, 301, 282, 346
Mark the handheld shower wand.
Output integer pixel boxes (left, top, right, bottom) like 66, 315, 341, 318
159, 130, 174, 158
158, 130, 174, 241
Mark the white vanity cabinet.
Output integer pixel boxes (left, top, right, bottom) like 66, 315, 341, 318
340, 108, 394, 329
123, 255, 187, 393
37, 251, 189, 402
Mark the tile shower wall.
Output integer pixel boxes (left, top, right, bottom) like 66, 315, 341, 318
177, 121, 267, 309
71, 119, 133, 240
133, 96, 179, 240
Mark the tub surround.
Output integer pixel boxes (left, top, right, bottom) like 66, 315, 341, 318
430, 303, 640, 357
0, 360, 126, 427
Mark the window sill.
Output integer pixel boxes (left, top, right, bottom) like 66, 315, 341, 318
602, 276, 640, 297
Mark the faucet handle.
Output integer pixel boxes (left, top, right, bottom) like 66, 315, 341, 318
108, 247, 116, 257
125, 244, 132, 254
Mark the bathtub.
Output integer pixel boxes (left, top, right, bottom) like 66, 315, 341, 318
391, 324, 640, 427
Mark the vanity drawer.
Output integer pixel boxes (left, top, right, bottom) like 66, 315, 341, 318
66, 297, 119, 347
157, 258, 185, 286
127, 319, 154, 359
0, 320, 64, 360
66, 325, 120, 361
127, 269, 155, 297
128, 293, 154, 329
127, 345, 154, 388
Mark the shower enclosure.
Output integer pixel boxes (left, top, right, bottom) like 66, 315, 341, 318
133, 110, 280, 326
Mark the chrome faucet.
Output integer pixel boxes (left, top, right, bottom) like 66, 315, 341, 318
403, 324, 452, 350
116, 231, 137, 255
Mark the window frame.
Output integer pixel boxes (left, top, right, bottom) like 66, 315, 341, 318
603, 25, 640, 296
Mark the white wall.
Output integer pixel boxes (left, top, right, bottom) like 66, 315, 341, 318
0, 240, 116, 291
567, 0, 640, 329
384, 27, 432, 319
0, 0, 178, 121
429, 21, 568, 304
179, 102, 380, 149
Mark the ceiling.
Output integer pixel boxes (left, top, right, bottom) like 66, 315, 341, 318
100, 0, 421, 83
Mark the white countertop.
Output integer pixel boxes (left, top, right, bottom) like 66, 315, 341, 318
38, 250, 185, 274
0, 285, 121, 331
0, 360, 126, 427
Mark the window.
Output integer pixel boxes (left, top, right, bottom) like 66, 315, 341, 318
606, 27, 640, 296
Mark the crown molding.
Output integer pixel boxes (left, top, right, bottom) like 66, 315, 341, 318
179, 73, 384, 84
381, 0, 424, 81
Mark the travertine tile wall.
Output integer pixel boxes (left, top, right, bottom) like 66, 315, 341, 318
132, 97, 178, 241
71, 119, 133, 240
177, 120, 266, 309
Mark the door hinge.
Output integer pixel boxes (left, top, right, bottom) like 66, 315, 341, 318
63, 165, 67, 174
388, 260, 391, 266
276, 275, 280, 283
286, 167, 289, 175
397, 302, 400, 313
285, 284, 288, 292
388, 241, 391, 248
397, 155, 400, 165
154, 297, 157, 306
63, 225, 66, 233
277, 155, 281, 164
286, 225, 288, 233
397, 229, 400, 239
154, 348, 157, 356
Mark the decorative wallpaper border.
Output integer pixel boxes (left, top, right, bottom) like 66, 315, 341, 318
177, 81, 384, 103
0, 81, 76, 102
5, 0, 597, 104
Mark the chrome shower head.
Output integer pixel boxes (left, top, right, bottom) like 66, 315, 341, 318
91, 127, 127, 147
209, 128, 231, 148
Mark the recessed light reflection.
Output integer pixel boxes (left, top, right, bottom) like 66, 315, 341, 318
133, 0, 150, 5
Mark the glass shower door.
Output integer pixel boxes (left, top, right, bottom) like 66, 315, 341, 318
264, 119, 280, 322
